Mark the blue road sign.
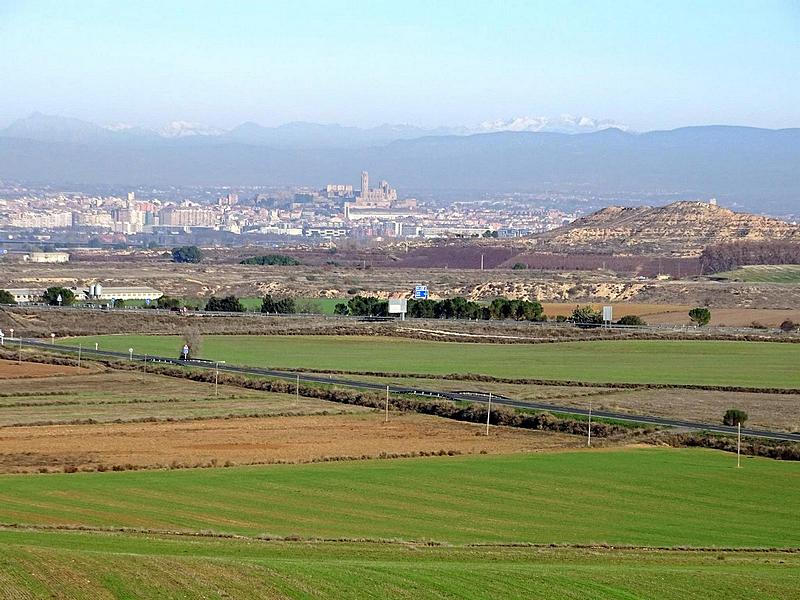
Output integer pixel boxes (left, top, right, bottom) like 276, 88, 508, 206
146, 298, 151, 306
413, 285, 428, 300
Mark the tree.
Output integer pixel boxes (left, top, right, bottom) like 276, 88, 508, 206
181, 327, 202, 360
156, 295, 181, 310
689, 307, 712, 326
346, 295, 388, 317
171, 245, 203, 263
205, 295, 244, 312
261, 294, 296, 314
723, 409, 748, 426
617, 315, 646, 326
511, 262, 528, 270
42, 287, 75, 306
779, 319, 796, 332
111, 298, 125, 309
571, 305, 602, 325
0, 290, 16, 305
333, 302, 349, 315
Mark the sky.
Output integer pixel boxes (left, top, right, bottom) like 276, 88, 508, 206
1, 0, 798, 131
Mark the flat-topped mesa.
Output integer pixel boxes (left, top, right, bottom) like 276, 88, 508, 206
528, 201, 800, 257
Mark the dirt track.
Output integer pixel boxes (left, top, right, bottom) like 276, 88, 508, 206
0, 413, 581, 473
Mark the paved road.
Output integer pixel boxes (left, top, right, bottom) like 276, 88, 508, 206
19, 339, 800, 443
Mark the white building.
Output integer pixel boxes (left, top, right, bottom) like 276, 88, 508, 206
25, 251, 70, 263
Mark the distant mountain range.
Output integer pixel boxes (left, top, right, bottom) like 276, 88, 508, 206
0, 113, 797, 213
0, 112, 628, 147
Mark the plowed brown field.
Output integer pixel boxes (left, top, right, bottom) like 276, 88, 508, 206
0, 359, 83, 378
0, 413, 580, 473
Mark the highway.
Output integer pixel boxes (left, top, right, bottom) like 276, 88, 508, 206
17, 338, 800, 443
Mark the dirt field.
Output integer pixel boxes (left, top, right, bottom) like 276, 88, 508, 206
540, 303, 691, 318
0, 359, 84, 379
333, 375, 800, 433
0, 370, 366, 426
0, 413, 580, 472
643, 308, 800, 328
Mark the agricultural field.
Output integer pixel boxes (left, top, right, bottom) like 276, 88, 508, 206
0, 530, 797, 600
67, 335, 800, 389
318, 373, 800, 432
0, 449, 797, 546
0, 413, 574, 473
0, 365, 360, 426
714, 264, 800, 283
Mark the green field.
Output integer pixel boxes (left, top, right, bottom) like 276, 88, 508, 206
2, 449, 798, 597
67, 335, 800, 388
1, 529, 797, 599
714, 265, 800, 283
1, 449, 797, 547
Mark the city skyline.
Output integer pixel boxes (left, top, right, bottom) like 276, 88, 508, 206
1, 0, 798, 131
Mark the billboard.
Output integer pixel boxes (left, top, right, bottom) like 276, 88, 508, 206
388, 299, 408, 314
602, 306, 613, 322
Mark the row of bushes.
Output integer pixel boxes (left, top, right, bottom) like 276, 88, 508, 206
663, 432, 800, 461
335, 296, 547, 321
104, 360, 637, 439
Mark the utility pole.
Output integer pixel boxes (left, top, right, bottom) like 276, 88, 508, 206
480, 254, 484, 271
385, 385, 389, 422
296, 373, 300, 402
143, 353, 147, 374
485, 392, 492, 435
214, 361, 226, 397
78, 344, 82, 369
587, 401, 592, 447
737, 422, 741, 468
18, 337, 22, 364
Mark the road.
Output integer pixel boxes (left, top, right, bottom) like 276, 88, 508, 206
17, 338, 800, 443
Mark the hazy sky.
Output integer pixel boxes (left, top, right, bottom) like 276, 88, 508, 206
1, 0, 798, 130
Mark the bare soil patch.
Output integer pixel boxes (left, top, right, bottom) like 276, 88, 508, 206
0, 413, 580, 473
0, 370, 364, 426
327, 375, 800, 433
644, 308, 800, 328
0, 359, 84, 379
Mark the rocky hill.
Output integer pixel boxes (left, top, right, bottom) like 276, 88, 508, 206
528, 201, 800, 256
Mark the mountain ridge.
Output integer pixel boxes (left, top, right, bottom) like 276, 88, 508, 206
0, 121, 797, 213
527, 201, 800, 256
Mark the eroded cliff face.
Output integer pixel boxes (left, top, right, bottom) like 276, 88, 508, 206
527, 202, 800, 256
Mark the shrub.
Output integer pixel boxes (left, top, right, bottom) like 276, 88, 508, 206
171, 245, 202, 263
260, 294, 296, 314
156, 295, 181, 309
571, 305, 602, 325
722, 408, 748, 426
42, 286, 75, 306
240, 254, 301, 266
779, 319, 796, 332
689, 307, 712, 326
0, 289, 16, 304
617, 315, 646, 326
511, 262, 528, 270
205, 295, 244, 312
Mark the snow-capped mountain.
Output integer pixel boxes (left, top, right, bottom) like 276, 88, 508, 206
158, 121, 224, 138
474, 115, 629, 134
1, 112, 629, 146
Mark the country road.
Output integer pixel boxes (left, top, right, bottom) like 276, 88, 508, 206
17, 338, 800, 443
